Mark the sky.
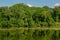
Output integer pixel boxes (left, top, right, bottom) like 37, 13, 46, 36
0, 0, 60, 7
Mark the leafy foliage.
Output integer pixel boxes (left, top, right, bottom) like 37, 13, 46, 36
0, 3, 60, 28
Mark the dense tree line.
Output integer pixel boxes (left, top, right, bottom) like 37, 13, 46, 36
0, 29, 60, 40
0, 3, 60, 28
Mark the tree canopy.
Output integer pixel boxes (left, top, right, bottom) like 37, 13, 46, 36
0, 3, 60, 28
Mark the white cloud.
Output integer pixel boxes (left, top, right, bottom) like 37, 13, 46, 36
54, 3, 60, 6
27, 4, 32, 7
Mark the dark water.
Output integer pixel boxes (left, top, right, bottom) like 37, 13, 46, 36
0, 29, 60, 40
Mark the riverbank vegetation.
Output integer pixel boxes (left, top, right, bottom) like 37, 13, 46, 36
0, 3, 60, 28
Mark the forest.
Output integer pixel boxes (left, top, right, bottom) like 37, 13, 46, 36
0, 3, 60, 28
0, 3, 60, 40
